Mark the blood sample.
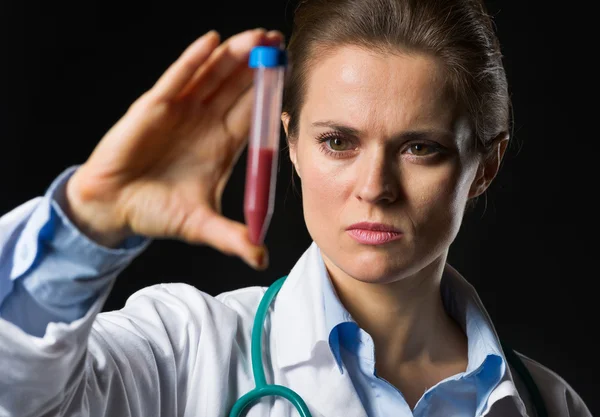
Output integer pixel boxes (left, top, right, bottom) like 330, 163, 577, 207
244, 46, 287, 245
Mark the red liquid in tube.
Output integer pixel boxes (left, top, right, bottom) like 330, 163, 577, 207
244, 147, 275, 245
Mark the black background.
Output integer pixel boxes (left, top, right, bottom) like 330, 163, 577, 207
1, 0, 596, 413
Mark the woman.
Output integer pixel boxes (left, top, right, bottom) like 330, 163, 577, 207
0, 0, 591, 416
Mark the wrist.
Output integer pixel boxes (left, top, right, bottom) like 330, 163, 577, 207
64, 171, 131, 249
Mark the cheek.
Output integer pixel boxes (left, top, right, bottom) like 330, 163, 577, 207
298, 151, 350, 230
404, 162, 474, 234
409, 167, 460, 208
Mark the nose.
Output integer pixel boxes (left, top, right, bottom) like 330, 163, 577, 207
355, 152, 399, 204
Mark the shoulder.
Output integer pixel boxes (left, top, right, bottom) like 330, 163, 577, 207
113, 282, 267, 331
90, 282, 269, 363
514, 351, 592, 417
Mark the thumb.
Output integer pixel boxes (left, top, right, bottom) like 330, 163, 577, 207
191, 211, 268, 270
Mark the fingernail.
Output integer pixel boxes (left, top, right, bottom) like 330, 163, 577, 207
267, 30, 285, 46
255, 249, 268, 270
255, 252, 264, 269
205, 30, 219, 39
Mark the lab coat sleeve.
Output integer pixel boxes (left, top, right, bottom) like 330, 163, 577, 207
0, 279, 209, 417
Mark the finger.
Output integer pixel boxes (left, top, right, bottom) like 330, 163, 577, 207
263, 30, 286, 48
223, 85, 255, 143
151, 30, 221, 101
209, 65, 254, 116
187, 209, 268, 270
178, 29, 266, 103
208, 31, 285, 115
182, 29, 284, 104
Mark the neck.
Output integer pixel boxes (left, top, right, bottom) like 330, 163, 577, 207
323, 253, 467, 369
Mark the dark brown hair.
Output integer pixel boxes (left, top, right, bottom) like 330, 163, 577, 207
282, 0, 510, 158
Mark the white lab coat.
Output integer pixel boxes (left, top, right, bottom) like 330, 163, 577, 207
0, 199, 592, 417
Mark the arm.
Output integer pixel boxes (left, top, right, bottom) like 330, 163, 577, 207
0, 170, 204, 416
0, 277, 203, 416
0, 166, 149, 337
0, 27, 281, 417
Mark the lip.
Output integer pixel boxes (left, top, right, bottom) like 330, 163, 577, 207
346, 222, 402, 233
347, 229, 403, 245
346, 222, 403, 245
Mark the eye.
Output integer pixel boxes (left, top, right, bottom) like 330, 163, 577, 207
318, 133, 353, 150
316, 132, 356, 158
407, 143, 436, 156
328, 136, 351, 151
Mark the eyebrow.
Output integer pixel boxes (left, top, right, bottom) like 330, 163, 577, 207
310, 120, 456, 142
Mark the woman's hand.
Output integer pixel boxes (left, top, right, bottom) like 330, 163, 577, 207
65, 29, 283, 270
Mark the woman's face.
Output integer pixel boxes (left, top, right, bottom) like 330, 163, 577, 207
284, 45, 493, 283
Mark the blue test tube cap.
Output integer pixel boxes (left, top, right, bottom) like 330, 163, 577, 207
249, 46, 288, 68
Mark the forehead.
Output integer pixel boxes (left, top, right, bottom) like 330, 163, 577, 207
302, 45, 457, 133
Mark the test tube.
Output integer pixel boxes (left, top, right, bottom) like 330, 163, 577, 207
244, 46, 287, 246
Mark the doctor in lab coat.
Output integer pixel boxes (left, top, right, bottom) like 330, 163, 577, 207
0, 2, 593, 416
0, 206, 592, 416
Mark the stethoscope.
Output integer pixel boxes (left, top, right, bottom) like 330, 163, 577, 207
229, 276, 549, 417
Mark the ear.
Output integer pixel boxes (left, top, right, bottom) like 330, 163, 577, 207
468, 132, 510, 199
281, 112, 290, 137
282, 112, 301, 178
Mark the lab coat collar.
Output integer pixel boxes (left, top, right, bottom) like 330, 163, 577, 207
272, 242, 331, 368
272, 242, 368, 417
271, 242, 528, 416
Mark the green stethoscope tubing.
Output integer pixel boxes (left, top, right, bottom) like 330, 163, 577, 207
229, 275, 548, 417
228, 276, 312, 417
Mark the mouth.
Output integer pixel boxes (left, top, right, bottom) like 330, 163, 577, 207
346, 222, 403, 245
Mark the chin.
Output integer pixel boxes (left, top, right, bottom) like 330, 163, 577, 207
343, 262, 412, 284
332, 244, 419, 283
